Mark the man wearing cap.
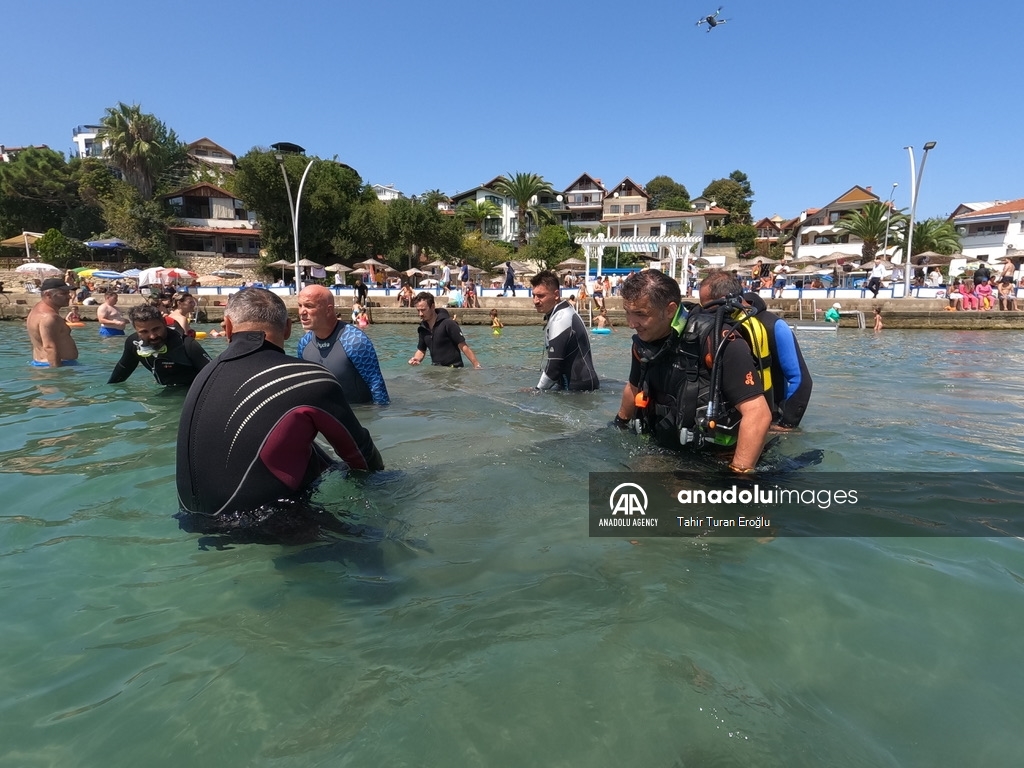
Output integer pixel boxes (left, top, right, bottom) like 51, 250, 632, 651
824, 302, 841, 323
96, 290, 128, 336
27, 278, 79, 367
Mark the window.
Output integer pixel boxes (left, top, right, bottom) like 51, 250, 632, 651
625, 204, 641, 214
649, 226, 661, 236
485, 195, 502, 207
609, 204, 621, 214
829, 211, 842, 224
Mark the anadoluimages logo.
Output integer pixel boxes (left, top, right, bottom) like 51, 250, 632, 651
609, 482, 648, 516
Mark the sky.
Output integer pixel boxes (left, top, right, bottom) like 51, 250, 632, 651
4, 0, 1022, 222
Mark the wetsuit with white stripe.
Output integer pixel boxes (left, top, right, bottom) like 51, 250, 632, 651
536, 300, 599, 391
296, 320, 390, 405
176, 331, 384, 518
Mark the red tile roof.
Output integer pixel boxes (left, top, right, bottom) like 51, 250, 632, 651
956, 198, 1024, 218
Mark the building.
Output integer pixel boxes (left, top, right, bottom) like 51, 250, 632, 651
561, 173, 607, 229
71, 125, 104, 159
603, 178, 649, 234
951, 198, 1024, 262
1, 144, 50, 162
787, 185, 881, 262
161, 183, 261, 271
450, 176, 566, 243
372, 184, 403, 202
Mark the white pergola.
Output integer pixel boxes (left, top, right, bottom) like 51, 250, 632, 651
572, 233, 704, 285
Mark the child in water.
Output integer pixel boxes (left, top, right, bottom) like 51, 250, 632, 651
490, 308, 503, 335
873, 307, 883, 332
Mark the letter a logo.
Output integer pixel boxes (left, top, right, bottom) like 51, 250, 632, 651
609, 482, 648, 516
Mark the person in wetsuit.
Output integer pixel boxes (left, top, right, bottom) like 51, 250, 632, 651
295, 285, 389, 405
529, 270, 599, 391
108, 304, 211, 387
408, 292, 481, 369
613, 269, 771, 473
176, 288, 384, 523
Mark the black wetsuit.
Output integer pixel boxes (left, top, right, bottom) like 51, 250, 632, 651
176, 331, 384, 518
417, 308, 468, 367
108, 328, 211, 387
537, 300, 599, 391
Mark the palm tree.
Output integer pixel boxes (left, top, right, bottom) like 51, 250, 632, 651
96, 102, 181, 200
493, 172, 555, 247
901, 218, 961, 258
457, 200, 502, 236
834, 201, 907, 264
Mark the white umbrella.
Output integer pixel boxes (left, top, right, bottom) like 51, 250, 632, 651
15, 262, 61, 276
137, 266, 167, 287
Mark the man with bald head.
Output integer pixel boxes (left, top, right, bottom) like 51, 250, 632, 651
296, 284, 389, 405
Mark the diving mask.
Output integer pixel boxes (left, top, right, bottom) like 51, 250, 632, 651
135, 340, 167, 358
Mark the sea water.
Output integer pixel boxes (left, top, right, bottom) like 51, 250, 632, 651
1, 322, 1023, 767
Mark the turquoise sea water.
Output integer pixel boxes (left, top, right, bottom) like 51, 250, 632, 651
2, 321, 1024, 767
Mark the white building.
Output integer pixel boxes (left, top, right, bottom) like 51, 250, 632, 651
71, 125, 104, 159
372, 184, 403, 202
950, 199, 1024, 262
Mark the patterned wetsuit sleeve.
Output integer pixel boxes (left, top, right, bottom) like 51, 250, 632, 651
296, 331, 312, 359
107, 336, 141, 383
341, 325, 390, 405
537, 305, 573, 389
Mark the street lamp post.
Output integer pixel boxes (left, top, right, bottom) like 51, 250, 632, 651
881, 181, 898, 259
275, 152, 315, 293
903, 141, 937, 297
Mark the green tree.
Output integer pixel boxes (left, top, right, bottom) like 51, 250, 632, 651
901, 218, 961, 258
235, 150, 364, 264
462, 231, 513, 274
96, 102, 185, 200
702, 173, 754, 224
34, 228, 90, 268
457, 199, 502, 234
98, 181, 177, 264
834, 201, 908, 264
517, 225, 574, 271
493, 172, 555, 247
646, 175, 690, 211
705, 222, 757, 257
0, 148, 106, 239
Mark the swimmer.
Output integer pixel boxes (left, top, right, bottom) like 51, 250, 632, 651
96, 290, 128, 336
108, 304, 211, 387
65, 306, 83, 325
530, 270, 599, 391
27, 278, 79, 367
490, 308, 503, 335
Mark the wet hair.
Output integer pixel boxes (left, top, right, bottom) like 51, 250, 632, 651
171, 291, 195, 306
530, 270, 560, 293
225, 287, 288, 331
413, 291, 435, 308
489, 309, 499, 318
128, 303, 165, 325
700, 270, 744, 301
620, 270, 681, 310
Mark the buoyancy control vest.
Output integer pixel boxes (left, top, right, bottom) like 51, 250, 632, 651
634, 297, 766, 450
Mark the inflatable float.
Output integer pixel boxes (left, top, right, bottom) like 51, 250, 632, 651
591, 327, 611, 335
66, 322, 86, 328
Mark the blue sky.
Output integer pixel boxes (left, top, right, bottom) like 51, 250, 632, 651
4, 0, 1021, 221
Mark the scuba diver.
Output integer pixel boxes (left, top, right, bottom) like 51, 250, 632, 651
613, 269, 771, 473
108, 304, 211, 387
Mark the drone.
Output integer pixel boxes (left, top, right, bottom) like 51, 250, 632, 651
696, 7, 727, 31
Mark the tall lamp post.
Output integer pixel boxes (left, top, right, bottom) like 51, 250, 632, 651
903, 141, 937, 297
275, 152, 315, 293
881, 181, 898, 258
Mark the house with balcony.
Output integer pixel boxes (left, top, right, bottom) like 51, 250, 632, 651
951, 198, 1024, 261
162, 183, 261, 270
450, 176, 567, 243
71, 125, 104, 159
562, 173, 607, 229
1, 144, 49, 163
788, 185, 881, 262
372, 183, 403, 202
603, 178, 649, 232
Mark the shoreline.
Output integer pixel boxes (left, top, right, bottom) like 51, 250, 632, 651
3, 292, 1023, 330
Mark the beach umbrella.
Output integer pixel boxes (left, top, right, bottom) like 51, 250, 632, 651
210, 269, 243, 278
423, 259, 448, 269
296, 258, 323, 268
325, 263, 352, 273
556, 257, 586, 269
121, 268, 142, 279
0, 231, 44, 260
266, 259, 294, 282
137, 266, 168, 287
355, 257, 390, 269
79, 269, 126, 280
15, 262, 62, 276
162, 268, 198, 281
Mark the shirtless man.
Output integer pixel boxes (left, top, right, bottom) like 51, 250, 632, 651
96, 290, 128, 336
27, 278, 79, 367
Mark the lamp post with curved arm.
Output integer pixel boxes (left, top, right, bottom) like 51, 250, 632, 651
275, 152, 315, 293
903, 141, 937, 297
881, 182, 898, 259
